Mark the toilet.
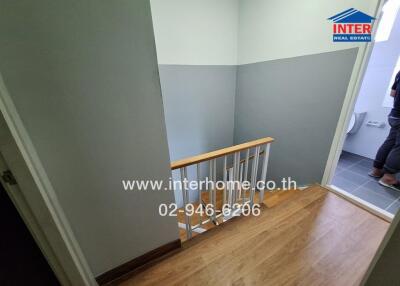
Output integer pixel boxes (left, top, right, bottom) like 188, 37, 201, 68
347, 112, 367, 134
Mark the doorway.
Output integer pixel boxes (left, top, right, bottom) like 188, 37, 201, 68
329, 0, 400, 218
0, 79, 95, 285
0, 181, 59, 285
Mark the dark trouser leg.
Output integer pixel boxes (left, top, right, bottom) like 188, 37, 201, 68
384, 127, 400, 174
374, 127, 397, 169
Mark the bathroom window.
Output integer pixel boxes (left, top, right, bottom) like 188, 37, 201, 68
382, 56, 400, 108
375, 0, 400, 42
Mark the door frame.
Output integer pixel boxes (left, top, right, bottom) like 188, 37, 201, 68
322, 1, 387, 192
0, 73, 96, 286
0, 154, 71, 285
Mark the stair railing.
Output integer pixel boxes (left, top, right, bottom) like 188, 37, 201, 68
171, 137, 274, 240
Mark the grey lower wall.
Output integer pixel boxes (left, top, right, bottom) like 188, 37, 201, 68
158, 65, 236, 205
234, 48, 359, 186
0, 0, 178, 276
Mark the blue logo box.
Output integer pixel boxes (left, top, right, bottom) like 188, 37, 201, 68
333, 34, 372, 42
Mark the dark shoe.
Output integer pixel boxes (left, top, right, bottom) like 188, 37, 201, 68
368, 171, 383, 179
379, 179, 400, 192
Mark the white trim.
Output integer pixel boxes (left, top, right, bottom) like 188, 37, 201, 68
334, 10, 359, 22
178, 222, 207, 234
322, 0, 386, 187
297, 185, 311, 191
327, 184, 393, 222
0, 73, 96, 286
0, 154, 70, 285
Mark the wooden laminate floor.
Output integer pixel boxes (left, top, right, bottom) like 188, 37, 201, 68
119, 185, 389, 286
177, 187, 301, 241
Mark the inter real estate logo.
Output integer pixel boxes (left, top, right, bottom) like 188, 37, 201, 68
328, 8, 375, 42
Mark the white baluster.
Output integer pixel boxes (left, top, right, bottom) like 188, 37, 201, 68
233, 152, 240, 205
243, 148, 250, 204
250, 146, 261, 206
259, 144, 271, 203
237, 152, 242, 204
223, 156, 227, 206
244, 149, 250, 181
239, 162, 243, 202
231, 154, 236, 207
180, 167, 192, 239
208, 160, 213, 214
209, 160, 216, 222
213, 159, 217, 212
197, 163, 202, 225
228, 167, 233, 207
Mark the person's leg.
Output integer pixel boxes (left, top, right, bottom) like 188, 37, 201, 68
381, 126, 400, 184
371, 127, 397, 177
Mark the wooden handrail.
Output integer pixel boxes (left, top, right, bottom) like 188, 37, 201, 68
171, 137, 274, 170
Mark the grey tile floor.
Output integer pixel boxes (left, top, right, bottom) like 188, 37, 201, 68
332, 151, 400, 215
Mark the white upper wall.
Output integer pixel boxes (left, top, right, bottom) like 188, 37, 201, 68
150, 0, 239, 65
151, 0, 380, 65
238, 0, 380, 64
